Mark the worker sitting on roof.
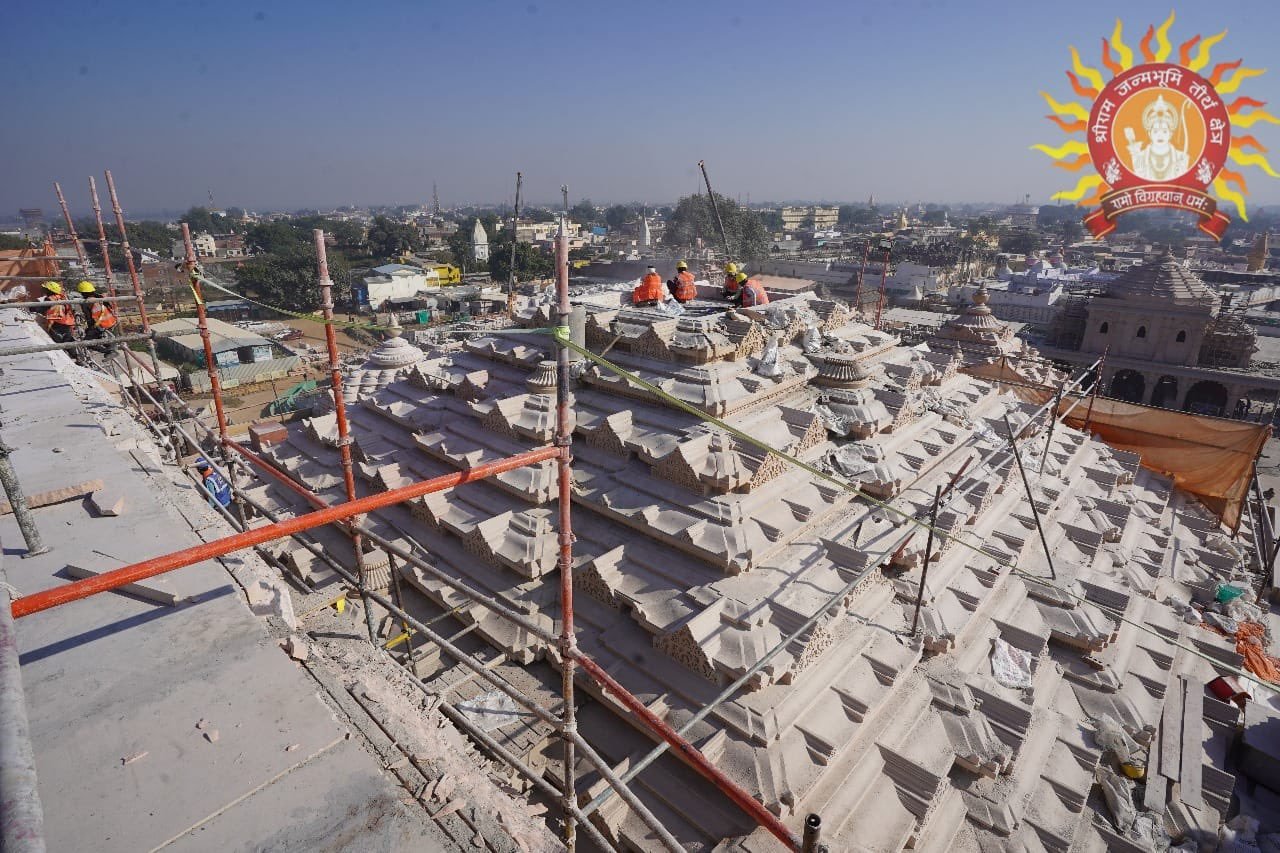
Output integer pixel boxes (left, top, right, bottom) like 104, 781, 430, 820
38, 281, 79, 345
730, 272, 769, 308
75, 281, 118, 352
667, 260, 697, 303
721, 262, 740, 297
632, 266, 665, 307
194, 457, 233, 509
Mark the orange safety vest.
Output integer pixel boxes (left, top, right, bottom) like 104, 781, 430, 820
740, 278, 769, 307
672, 271, 697, 302
89, 302, 117, 330
42, 295, 76, 326
633, 272, 664, 304
723, 273, 740, 294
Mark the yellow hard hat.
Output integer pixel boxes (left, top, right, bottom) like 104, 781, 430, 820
42, 281, 62, 294
76, 280, 96, 294
724, 262, 738, 274
676, 260, 688, 270
735, 272, 748, 283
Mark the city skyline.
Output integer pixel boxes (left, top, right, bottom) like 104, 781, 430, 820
4, 0, 1279, 215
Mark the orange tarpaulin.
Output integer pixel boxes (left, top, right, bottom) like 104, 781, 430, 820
964, 362, 1270, 530
0, 243, 61, 303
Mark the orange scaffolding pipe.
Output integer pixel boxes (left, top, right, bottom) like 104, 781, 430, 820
9, 446, 559, 619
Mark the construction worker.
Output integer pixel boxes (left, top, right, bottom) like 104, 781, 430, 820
730, 272, 770, 308
722, 262, 740, 297
667, 260, 697, 303
75, 281, 118, 351
194, 457, 233, 509
38, 281, 79, 345
632, 265, 665, 307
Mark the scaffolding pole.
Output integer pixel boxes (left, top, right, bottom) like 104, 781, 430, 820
553, 215, 578, 851
104, 171, 162, 380
1003, 414, 1057, 580
315, 228, 378, 645
9, 446, 560, 619
52, 182, 88, 272
87, 176, 119, 298
181, 223, 229, 448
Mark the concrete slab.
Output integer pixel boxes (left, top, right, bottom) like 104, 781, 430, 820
0, 312, 460, 852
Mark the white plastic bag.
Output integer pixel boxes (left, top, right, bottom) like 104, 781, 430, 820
991, 637, 1033, 689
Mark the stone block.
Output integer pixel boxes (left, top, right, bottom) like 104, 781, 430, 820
249, 421, 288, 452
1242, 701, 1280, 793
89, 488, 127, 517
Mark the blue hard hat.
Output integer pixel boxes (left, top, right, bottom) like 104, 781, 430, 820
195, 456, 211, 471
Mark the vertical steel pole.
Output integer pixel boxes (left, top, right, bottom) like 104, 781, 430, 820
874, 248, 890, 330
802, 814, 826, 853
698, 160, 732, 260
87, 178, 119, 298
104, 171, 163, 380
181, 224, 230, 447
554, 215, 578, 851
53, 182, 89, 273
1003, 415, 1056, 580
0, 566, 47, 853
1039, 380, 1066, 473
0, 441, 49, 557
507, 172, 522, 316
314, 230, 378, 645
853, 242, 869, 317
910, 486, 942, 635
1083, 346, 1107, 433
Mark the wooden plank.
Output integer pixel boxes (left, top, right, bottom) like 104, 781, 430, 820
0, 479, 103, 515
1179, 677, 1204, 808
1144, 739, 1168, 811
1159, 675, 1183, 781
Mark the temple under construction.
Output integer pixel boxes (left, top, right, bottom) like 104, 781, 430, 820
2, 180, 1279, 853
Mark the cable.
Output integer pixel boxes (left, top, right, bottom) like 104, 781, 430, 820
554, 333, 1276, 690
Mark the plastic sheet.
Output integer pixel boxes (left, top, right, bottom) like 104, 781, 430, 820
991, 638, 1033, 689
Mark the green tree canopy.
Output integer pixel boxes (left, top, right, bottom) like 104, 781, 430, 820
570, 200, 599, 226
663, 193, 770, 261
234, 245, 352, 312
488, 232, 553, 283
604, 204, 636, 230
366, 215, 421, 259
181, 206, 233, 235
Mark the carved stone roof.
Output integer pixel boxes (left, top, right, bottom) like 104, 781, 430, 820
1105, 254, 1217, 309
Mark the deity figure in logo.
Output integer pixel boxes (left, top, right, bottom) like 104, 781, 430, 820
1123, 93, 1190, 181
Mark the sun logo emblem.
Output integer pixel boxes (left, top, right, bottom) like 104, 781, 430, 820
1033, 13, 1278, 239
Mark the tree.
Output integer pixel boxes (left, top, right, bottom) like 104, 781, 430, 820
234, 245, 351, 312
181, 206, 232, 235
663, 193, 770, 261
366, 215, 420, 259
0, 234, 30, 250
570, 200, 599, 226
921, 209, 949, 225
446, 216, 499, 272
999, 230, 1038, 255
488, 233, 553, 283
838, 205, 880, 228
758, 210, 784, 232
604, 205, 633, 230
525, 208, 556, 224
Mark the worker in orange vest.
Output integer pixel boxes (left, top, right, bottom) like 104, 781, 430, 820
76, 280, 118, 353
721, 262, 740, 297
667, 260, 697, 303
730, 272, 769, 308
632, 265, 665, 307
38, 281, 79, 344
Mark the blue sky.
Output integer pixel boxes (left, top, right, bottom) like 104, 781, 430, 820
4, 0, 1279, 215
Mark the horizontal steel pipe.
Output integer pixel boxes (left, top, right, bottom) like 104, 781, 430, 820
572, 653, 800, 850
0, 294, 140, 310
9, 446, 559, 618
0, 330, 183, 359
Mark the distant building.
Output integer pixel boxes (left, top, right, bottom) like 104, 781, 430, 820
1040, 253, 1280, 416
472, 219, 489, 263
780, 206, 839, 231
152, 316, 302, 392
171, 232, 217, 259
358, 262, 461, 310
1007, 195, 1040, 229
